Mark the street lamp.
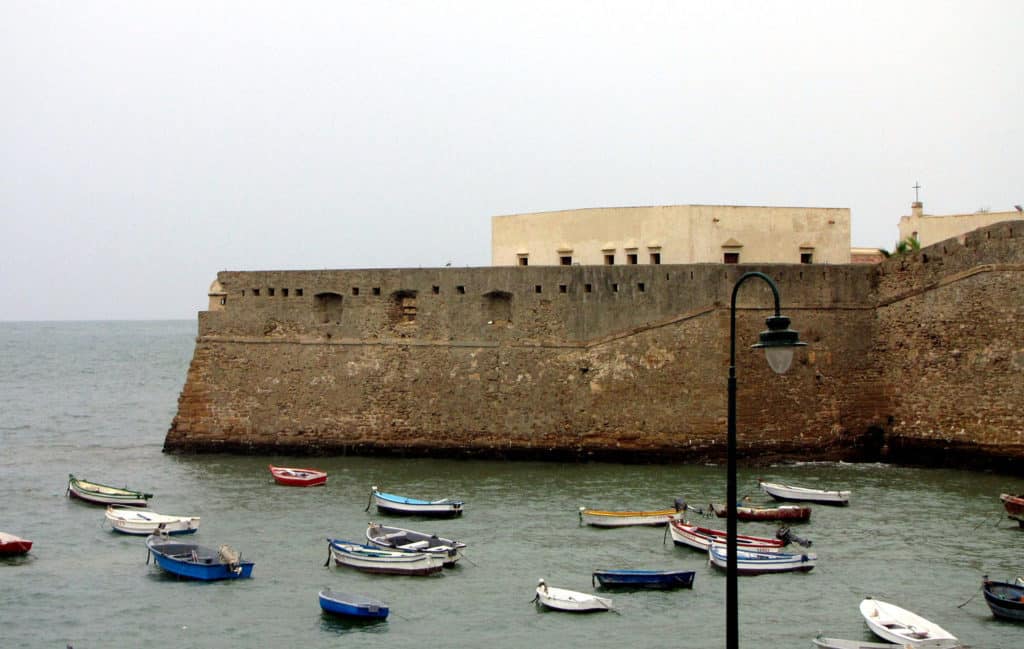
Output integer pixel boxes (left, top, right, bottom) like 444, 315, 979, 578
726, 271, 805, 649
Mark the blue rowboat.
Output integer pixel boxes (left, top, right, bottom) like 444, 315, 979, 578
319, 588, 389, 619
708, 544, 817, 575
146, 535, 254, 581
369, 486, 463, 517
592, 568, 695, 590
983, 578, 1024, 622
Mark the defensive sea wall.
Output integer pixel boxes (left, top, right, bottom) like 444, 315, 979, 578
165, 221, 1024, 472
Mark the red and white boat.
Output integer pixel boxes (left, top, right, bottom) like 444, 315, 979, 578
269, 465, 327, 487
667, 520, 787, 553
0, 532, 33, 555
1000, 493, 1024, 526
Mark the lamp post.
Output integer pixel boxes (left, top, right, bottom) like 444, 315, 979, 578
726, 272, 805, 649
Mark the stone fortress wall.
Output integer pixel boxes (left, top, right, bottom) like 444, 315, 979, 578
166, 221, 1024, 472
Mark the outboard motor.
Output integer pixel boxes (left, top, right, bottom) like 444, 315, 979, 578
674, 498, 688, 513
776, 526, 812, 548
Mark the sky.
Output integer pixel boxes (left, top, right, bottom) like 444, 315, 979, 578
2, 1, 1022, 321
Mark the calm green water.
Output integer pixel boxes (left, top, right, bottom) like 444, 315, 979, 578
1, 321, 1021, 648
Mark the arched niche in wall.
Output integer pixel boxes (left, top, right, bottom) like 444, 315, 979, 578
482, 290, 513, 324
313, 292, 344, 324
389, 289, 418, 325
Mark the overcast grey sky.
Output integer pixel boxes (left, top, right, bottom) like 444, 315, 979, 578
2, 1, 1021, 320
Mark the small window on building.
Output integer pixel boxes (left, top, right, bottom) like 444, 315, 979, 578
559, 284, 567, 293
241, 290, 246, 297
352, 287, 360, 296
432, 285, 440, 294
650, 252, 661, 265
517, 255, 529, 266
535, 285, 542, 294
584, 283, 592, 293
604, 254, 615, 265
295, 288, 303, 297
724, 252, 740, 264
268, 288, 275, 296
627, 253, 638, 265
372, 287, 381, 296
638, 282, 645, 292
559, 255, 572, 266
252, 288, 261, 296
800, 252, 813, 264
282, 288, 289, 297
457, 285, 466, 294
612, 283, 619, 292
220, 297, 226, 306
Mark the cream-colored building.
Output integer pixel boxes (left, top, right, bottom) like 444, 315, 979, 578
491, 204, 851, 266
898, 201, 1024, 248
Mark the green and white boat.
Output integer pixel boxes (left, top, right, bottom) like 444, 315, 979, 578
67, 474, 152, 507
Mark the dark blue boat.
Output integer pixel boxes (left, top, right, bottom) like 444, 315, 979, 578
319, 588, 390, 619
983, 578, 1024, 622
592, 568, 695, 590
146, 535, 254, 581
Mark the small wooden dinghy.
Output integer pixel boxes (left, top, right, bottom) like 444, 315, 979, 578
146, 535, 253, 581
859, 598, 959, 648
982, 577, 1024, 622
812, 635, 904, 649
711, 502, 811, 522
318, 588, 389, 619
759, 479, 851, 505
68, 474, 152, 506
534, 579, 612, 612
592, 568, 694, 590
708, 545, 817, 575
0, 532, 33, 555
105, 505, 200, 536
578, 506, 684, 527
365, 522, 465, 566
269, 465, 327, 487
369, 486, 463, 517
326, 538, 444, 576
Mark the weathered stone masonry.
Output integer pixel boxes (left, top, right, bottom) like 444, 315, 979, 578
165, 222, 1024, 472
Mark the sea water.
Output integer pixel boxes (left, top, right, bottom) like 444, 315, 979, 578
0, 321, 1020, 648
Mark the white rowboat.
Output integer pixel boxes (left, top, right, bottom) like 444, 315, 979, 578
105, 505, 200, 536
534, 579, 612, 612
812, 636, 906, 649
759, 479, 851, 505
859, 598, 960, 648
327, 539, 444, 576
707, 545, 817, 575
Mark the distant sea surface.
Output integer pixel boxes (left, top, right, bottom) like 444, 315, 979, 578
1, 321, 1021, 648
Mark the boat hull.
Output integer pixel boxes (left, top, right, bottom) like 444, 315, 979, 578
812, 637, 903, 649
146, 537, 254, 581
372, 490, 463, 518
328, 539, 443, 575
319, 589, 389, 619
708, 546, 816, 575
68, 475, 151, 507
535, 584, 612, 612
983, 579, 1024, 622
0, 533, 32, 555
668, 521, 785, 553
105, 506, 199, 536
365, 523, 464, 567
579, 508, 683, 527
269, 465, 327, 487
759, 480, 850, 505
712, 503, 811, 522
859, 598, 959, 648
592, 569, 695, 590
1000, 493, 1024, 525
